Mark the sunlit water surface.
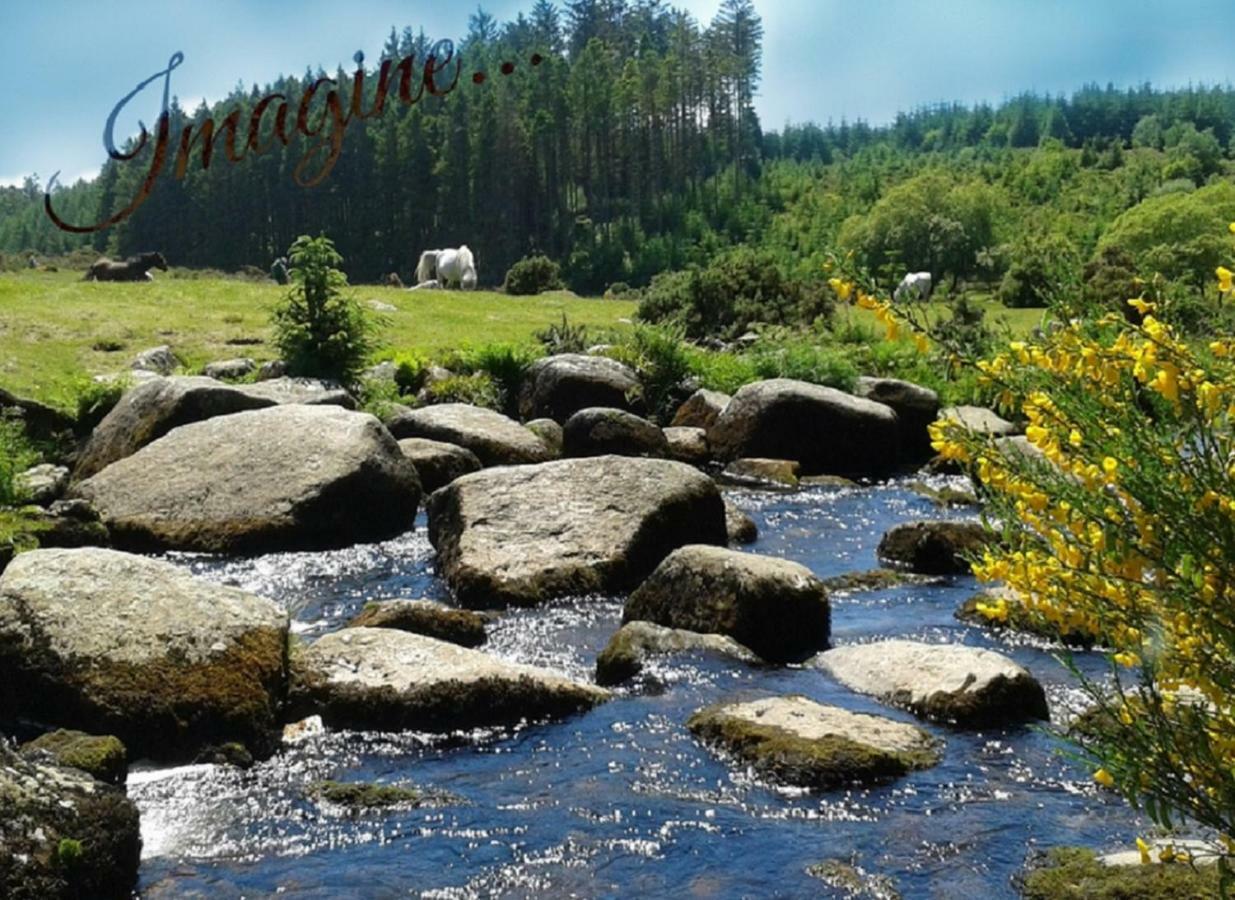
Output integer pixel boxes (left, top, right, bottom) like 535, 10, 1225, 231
132, 477, 1152, 898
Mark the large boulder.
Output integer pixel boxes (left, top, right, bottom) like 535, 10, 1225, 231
671, 388, 730, 430
74, 405, 420, 554
428, 456, 727, 607
73, 376, 275, 480
0, 742, 141, 900
237, 376, 356, 409
595, 620, 760, 685
814, 639, 1049, 727
289, 628, 608, 731
938, 405, 1018, 437
385, 404, 551, 467
347, 599, 488, 647
0, 548, 289, 761
853, 377, 940, 460
687, 695, 940, 789
519, 354, 644, 423
708, 379, 900, 478
877, 520, 990, 575
623, 545, 830, 663
562, 408, 668, 458
397, 438, 482, 493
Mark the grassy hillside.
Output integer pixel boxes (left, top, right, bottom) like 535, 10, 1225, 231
0, 271, 637, 405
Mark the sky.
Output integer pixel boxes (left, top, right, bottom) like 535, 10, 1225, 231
2, 0, 1234, 188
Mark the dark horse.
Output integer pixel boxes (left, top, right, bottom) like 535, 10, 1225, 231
83, 252, 168, 282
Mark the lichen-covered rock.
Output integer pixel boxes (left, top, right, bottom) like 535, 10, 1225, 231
687, 695, 939, 789
595, 620, 760, 685
814, 639, 1049, 726
877, 520, 990, 575
1020, 847, 1219, 900
347, 599, 487, 647
938, 405, 1018, 437
203, 357, 256, 380
16, 465, 70, 506
723, 499, 758, 545
131, 345, 179, 375
428, 456, 726, 607
397, 438, 482, 493
73, 376, 276, 480
258, 360, 288, 381
723, 458, 800, 488
385, 403, 551, 467
74, 405, 420, 554
708, 379, 900, 477
562, 408, 668, 458
0, 742, 141, 900
20, 730, 127, 786
671, 388, 730, 430
289, 627, 608, 731
525, 418, 564, 456
236, 377, 356, 409
0, 548, 289, 761
853, 376, 940, 461
519, 354, 644, 423
664, 426, 710, 465
624, 545, 830, 663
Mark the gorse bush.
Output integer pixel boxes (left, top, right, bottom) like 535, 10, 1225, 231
272, 235, 374, 383
504, 255, 564, 296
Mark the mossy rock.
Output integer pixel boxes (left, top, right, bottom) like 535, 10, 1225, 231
347, 599, 488, 648
820, 568, 946, 594
806, 859, 902, 898
1020, 847, 1219, 899
309, 779, 457, 811
594, 620, 760, 686
687, 695, 939, 790
957, 591, 1098, 649
876, 520, 991, 575
20, 730, 127, 786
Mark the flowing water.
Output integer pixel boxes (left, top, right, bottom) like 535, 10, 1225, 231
131, 477, 1152, 898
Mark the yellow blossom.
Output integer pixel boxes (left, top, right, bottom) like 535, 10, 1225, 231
1094, 768, 1115, 788
1219, 266, 1234, 294
1136, 837, 1152, 864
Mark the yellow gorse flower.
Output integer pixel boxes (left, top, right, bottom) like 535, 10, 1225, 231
1219, 266, 1234, 294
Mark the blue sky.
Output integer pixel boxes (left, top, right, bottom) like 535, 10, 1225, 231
2, 0, 1233, 187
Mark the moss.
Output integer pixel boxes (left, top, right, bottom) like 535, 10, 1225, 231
687, 705, 939, 790
595, 632, 643, 686
308, 780, 454, 811
957, 593, 1098, 648
1020, 847, 1219, 899
0, 616, 287, 763
21, 730, 127, 786
820, 568, 945, 594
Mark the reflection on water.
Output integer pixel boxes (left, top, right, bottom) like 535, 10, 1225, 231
137, 476, 1150, 898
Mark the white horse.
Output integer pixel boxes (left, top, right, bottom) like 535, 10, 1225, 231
416, 245, 477, 290
893, 271, 933, 303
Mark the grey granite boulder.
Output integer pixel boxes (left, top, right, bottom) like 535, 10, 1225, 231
397, 438, 482, 493
563, 407, 668, 458
595, 620, 760, 685
385, 403, 551, 467
519, 354, 644, 422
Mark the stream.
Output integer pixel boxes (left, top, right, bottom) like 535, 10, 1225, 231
130, 476, 1148, 898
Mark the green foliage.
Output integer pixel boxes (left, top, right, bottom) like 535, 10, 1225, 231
389, 351, 430, 394
66, 375, 129, 434
606, 325, 693, 422
1099, 181, 1235, 287
54, 838, 83, 869
535, 315, 591, 355
998, 234, 1081, 308
448, 343, 540, 415
271, 235, 374, 383
934, 294, 1000, 358
0, 418, 39, 506
1020, 847, 1219, 900
504, 255, 564, 296
637, 248, 832, 340
419, 373, 501, 410
355, 376, 405, 422
684, 348, 759, 395
1083, 245, 1144, 319
748, 337, 858, 391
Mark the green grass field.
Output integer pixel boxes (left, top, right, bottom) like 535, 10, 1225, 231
0, 271, 638, 406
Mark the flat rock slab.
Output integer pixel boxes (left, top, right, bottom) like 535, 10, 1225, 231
519, 354, 644, 422
877, 520, 990, 575
428, 456, 727, 607
708, 379, 900, 478
723, 458, 801, 488
73, 375, 276, 480
290, 627, 608, 731
347, 599, 488, 647
237, 376, 356, 409
74, 405, 421, 554
624, 545, 830, 663
0, 548, 289, 761
562, 407, 668, 458
386, 403, 552, 467
398, 438, 482, 493
0, 743, 141, 900
688, 695, 939, 790
595, 620, 761, 685
814, 639, 1049, 726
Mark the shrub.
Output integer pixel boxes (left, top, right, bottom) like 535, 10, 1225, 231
605, 282, 636, 300
1082, 245, 1144, 320
504, 254, 564, 296
684, 348, 759, 396
389, 351, 430, 394
271, 234, 374, 383
535, 315, 590, 355
606, 325, 693, 422
0, 418, 39, 506
419, 373, 501, 410
997, 235, 1079, 309
68, 375, 129, 434
451, 343, 539, 415
637, 248, 833, 341
748, 339, 858, 392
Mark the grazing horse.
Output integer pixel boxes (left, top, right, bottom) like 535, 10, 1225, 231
893, 271, 933, 303
415, 245, 477, 290
84, 252, 169, 282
